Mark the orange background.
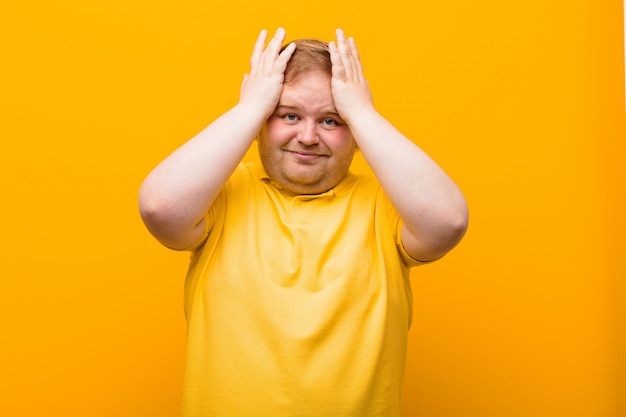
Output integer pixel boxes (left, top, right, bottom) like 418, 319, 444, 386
1, 1, 624, 416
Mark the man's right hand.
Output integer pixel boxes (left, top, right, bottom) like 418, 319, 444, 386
239, 28, 296, 118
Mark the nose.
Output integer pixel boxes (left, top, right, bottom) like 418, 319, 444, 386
297, 121, 320, 145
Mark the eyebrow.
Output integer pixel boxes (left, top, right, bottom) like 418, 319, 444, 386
276, 104, 340, 115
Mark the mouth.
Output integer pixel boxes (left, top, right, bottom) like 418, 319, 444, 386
286, 150, 326, 161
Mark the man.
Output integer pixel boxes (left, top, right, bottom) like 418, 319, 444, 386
139, 27, 468, 417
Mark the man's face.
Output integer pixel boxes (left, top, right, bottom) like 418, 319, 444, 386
258, 71, 356, 195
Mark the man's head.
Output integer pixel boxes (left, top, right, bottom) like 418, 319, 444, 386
257, 38, 357, 195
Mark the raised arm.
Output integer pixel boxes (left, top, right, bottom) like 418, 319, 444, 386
329, 29, 468, 261
139, 28, 296, 249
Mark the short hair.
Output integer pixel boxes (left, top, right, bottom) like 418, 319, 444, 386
281, 39, 331, 84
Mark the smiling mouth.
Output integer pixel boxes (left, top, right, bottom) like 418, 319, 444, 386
287, 150, 326, 160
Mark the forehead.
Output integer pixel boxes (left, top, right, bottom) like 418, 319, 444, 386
279, 71, 334, 111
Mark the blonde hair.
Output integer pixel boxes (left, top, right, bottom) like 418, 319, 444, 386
281, 39, 331, 84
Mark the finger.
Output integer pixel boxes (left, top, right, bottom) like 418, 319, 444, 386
337, 30, 365, 82
347, 36, 365, 80
335, 28, 353, 78
348, 37, 360, 63
250, 29, 268, 71
336, 28, 346, 45
266, 27, 287, 56
329, 40, 346, 79
256, 27, 287, 72
276, 41, 296, 68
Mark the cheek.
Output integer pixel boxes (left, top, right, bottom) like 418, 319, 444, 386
265, 120, 295, 141
326, 131, 355, 153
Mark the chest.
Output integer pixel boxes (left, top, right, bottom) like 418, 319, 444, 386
219, 192, 379, 290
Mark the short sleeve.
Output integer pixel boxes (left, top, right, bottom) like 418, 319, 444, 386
394, 218, 437, 267
168, 188, 225, 252
380, 187, 435, 268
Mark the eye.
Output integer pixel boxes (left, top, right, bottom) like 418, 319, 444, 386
321, 117, 343, 129
284, 113, 299, 122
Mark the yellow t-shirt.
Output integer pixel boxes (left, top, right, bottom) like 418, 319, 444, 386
181, 162, 426, 417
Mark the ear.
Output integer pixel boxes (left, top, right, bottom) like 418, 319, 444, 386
352, 137, 359, 152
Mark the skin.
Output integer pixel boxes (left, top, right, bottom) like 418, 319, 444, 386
139, 28, 468, 261
258, 71, 356, 195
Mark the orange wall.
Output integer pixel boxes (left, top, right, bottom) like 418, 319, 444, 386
1, 1, 623, 416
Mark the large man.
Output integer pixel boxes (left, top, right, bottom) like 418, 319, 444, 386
139, 28, 468, 417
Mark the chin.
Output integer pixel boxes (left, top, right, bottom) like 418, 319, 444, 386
283, 175, 342, 195
282, 181, 327, 195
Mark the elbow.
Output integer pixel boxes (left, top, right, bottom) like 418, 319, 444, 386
443, 201, 469, 250
138, 183, 207, 250
138, 188, 182, 247
427, 201, 469, 256
403, 202, 469, 262
452, 213, 469, 248
138, 184, 172, 233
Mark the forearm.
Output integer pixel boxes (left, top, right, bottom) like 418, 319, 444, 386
348, 108, 468, 259
139, 102, 264, 248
